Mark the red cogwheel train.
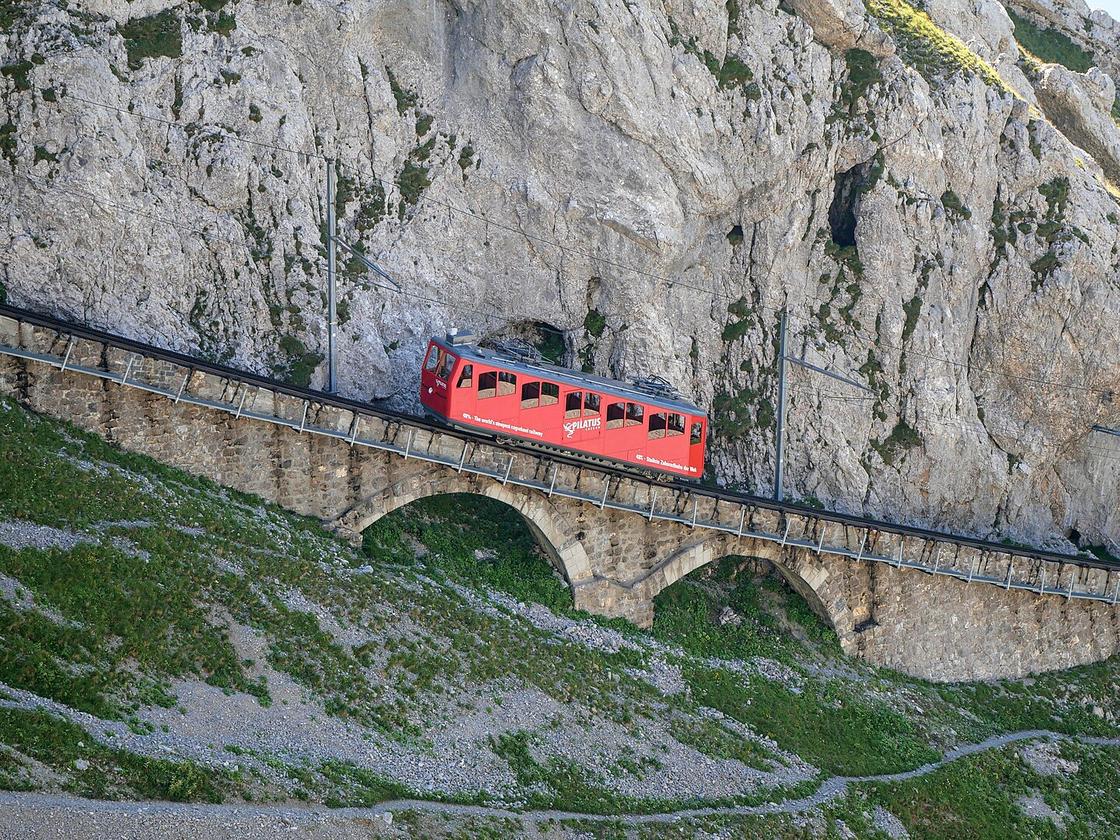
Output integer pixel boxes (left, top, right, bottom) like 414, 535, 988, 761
420, 331, 708, 478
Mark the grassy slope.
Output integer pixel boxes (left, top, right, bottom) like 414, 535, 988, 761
0, 397, 1118, 837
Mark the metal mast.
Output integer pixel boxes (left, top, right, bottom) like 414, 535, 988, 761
326, 158, 337, 394
774, 309, 789, 501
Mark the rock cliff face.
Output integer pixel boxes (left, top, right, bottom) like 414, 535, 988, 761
1, 0, 1118, 551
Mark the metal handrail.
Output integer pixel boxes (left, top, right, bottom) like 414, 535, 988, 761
0, 302, 1116, 575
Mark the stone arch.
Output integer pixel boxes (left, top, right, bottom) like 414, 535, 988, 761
638, 535, 854, 643
333, 464, 594, 589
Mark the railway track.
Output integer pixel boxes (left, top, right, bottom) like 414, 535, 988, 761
1, 302, 1117, 599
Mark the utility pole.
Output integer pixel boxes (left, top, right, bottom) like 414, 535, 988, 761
326, 158, 337, 394
773, 307, 872, 503
774, 310, 789, 501
1092, 425, 1120, 438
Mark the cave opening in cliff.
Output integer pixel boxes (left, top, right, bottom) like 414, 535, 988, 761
828, 162, 870, 248
492, 319, 567, 364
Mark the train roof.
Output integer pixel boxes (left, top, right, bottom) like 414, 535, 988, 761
430, 335, 706, 416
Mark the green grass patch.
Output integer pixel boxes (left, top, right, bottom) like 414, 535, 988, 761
872, 419, 922, 465
684, 664, 940, 776
1006, 9, 1093, 74
668, 717, 777, 771
364, 494, 574, 614
119, 9, 183, 70
0, 707, 228, 802
866, 0, 1012, 93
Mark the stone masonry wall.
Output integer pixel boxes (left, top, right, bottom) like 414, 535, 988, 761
2, 338, 1119, 682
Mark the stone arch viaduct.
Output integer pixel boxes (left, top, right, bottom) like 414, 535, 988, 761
2, 306, 1120, 682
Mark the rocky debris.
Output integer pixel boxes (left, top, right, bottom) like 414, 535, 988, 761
1021, 739, 1081, 775
872, 805, 912, 838
0, 520, 91, 552
92, 519, 154, 531
718, 606, 743, 626
626, 654, 688, 696
108, 535, 151, 562
1017, 793, 1066, 827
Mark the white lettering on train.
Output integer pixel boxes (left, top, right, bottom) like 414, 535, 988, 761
462, 413, 544, 438
563, 417, 601, 438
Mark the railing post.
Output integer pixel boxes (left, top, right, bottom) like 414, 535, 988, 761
600, 476, 610, 509
235, 386, 249, 419
122, 353, 136, 385
58, 337, 75, 373
174, 369, 191, 403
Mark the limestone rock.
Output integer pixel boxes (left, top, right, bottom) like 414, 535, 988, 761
0, 0, 1118, 553
1034, 62, 1120, 184
785, 0, 895, 57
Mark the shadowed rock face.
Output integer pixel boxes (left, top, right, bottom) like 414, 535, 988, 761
0, 0, 1118, 551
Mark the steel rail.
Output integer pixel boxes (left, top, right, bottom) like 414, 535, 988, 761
1, 303, 1117, 581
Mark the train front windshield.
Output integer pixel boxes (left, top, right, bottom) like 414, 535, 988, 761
424, 345, 458, 381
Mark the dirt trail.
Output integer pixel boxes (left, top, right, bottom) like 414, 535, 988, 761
4, 729, 1119, 838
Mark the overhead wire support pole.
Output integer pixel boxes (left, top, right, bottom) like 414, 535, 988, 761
774, 309, 789, 501
326, 158, 337, 394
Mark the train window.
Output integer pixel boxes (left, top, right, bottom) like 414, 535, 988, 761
478, 370, 498, 399
424, 347, 440, 372
691, 421, 703, 445
521, 381, 540, 408
648, 412, 667, 440
606, 402, 625, 429
625, 403, 643, 427
498, 371, 517, 396
667, 413, 685, 437
565, 391, 583, 419
438, 352, 456, 380
584, 392, 600, 416
457, 364, 473, 388
541, 382, 559, 406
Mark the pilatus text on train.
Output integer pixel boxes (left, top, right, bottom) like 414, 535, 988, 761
420, 332, 708, 478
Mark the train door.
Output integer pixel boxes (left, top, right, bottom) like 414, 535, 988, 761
420, 343, 457, 417
688, 417, 707, 476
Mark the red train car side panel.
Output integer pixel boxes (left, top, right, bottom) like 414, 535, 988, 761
420, 339, 707, 479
